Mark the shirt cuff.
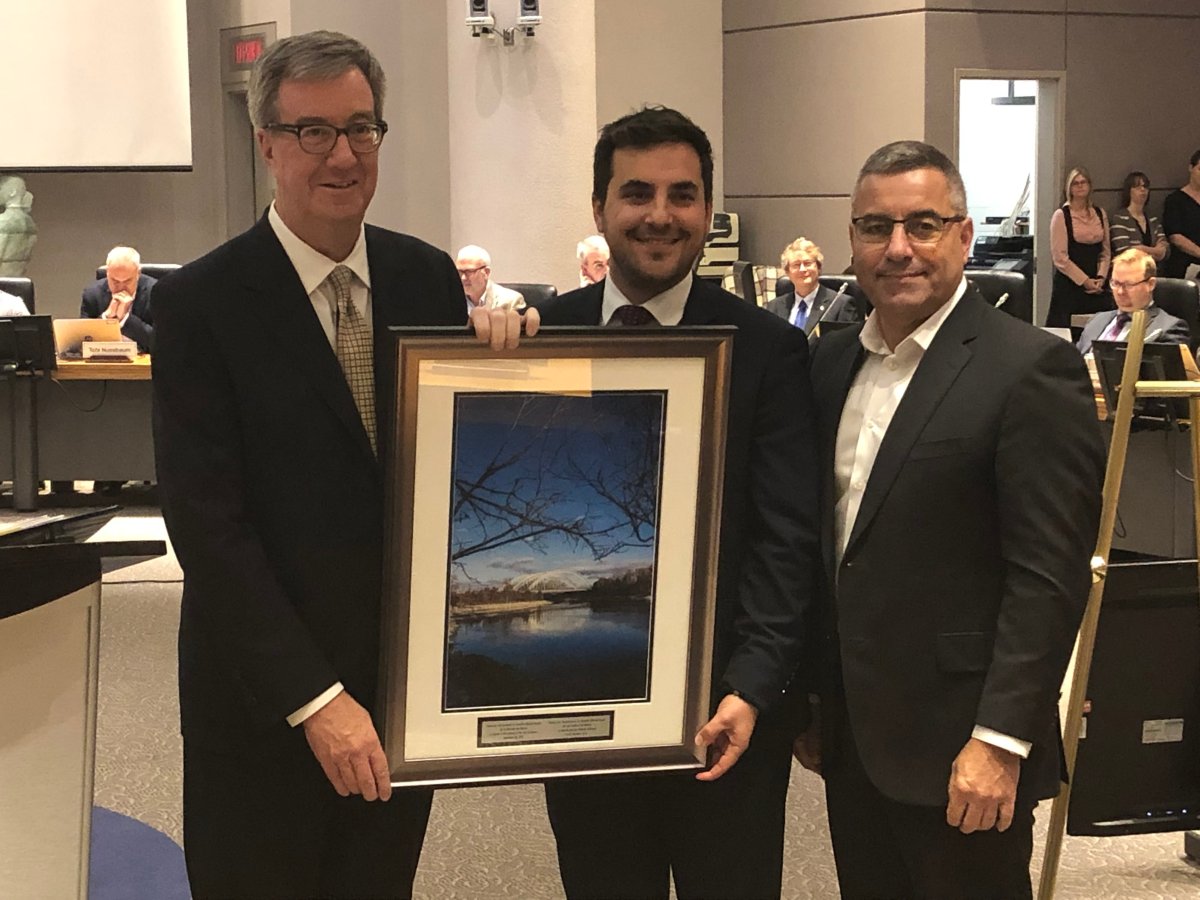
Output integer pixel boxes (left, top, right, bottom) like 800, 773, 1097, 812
972, 725, 1031, 759
286, 682, 344, 727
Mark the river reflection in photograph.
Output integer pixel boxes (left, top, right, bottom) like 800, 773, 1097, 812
442, 391, 665, 711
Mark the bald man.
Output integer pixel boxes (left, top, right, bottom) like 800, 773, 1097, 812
81, 245, 156, 353
456, 244, 525, 316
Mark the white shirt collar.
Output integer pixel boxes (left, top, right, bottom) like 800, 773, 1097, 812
858, 276, 968, 357
796, 284, 820, 306
601, 272, 692, 326
268, 203, 371, 293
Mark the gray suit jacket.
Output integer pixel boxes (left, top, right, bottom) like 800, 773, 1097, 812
1076, 304, 1191, 353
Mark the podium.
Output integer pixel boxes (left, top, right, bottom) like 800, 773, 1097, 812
0, 533, 164, 898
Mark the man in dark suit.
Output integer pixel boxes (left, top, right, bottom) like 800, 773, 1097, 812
1077, 247, 1190, 353
766, 236, 862, 336
153, 31, 531, 898
532, 107, 819, 900
80, 246, 155, 353
796, 141, 1105, 898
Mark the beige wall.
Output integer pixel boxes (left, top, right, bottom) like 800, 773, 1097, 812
723, 1, 1200, 277
723, 9, 926, 272
596, 0, 725, 206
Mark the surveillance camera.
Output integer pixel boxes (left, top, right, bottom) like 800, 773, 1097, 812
466, 0, 495, 29
516, 0, 542, 27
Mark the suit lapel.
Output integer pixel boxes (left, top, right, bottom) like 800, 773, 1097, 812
805, 285, 832, 336
818, 333, 866, 581
678, 279, 724, 325
237, 217, 377, 466
842, 292, 982, 558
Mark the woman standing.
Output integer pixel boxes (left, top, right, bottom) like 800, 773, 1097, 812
1047, 166, 1111, 327
1163, 150, 1200, 279
1109, 171, 1170, 261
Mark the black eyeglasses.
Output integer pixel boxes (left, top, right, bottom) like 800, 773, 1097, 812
266, 120, 389, 155
851, 213, 967, 244
1111, 277, 1151, 291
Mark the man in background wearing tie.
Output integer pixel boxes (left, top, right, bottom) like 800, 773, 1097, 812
765, 237, 862, 337
81, 245, 155, 353
530, 106, 819, 900
1076, 247, 1190, 353
153, 31, 531, 898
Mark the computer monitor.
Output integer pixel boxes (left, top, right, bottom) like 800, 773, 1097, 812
52, 318, 122, 358
1091, 340, 1190, 424
1068, 557, 1200, 836
0, 314, 57, 374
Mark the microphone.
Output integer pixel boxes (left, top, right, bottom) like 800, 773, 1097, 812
811, 282, 848, 329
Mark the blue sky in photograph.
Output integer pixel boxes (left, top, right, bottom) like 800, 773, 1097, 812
449, 391, 665, 585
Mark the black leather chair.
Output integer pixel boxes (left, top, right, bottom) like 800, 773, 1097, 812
501, 283, 557, 308
0, 277, 34, 314
964, 268, 1032, 323
1149, 277, 1200, 351
95, 263, 181, 283
775, 274, 793, 297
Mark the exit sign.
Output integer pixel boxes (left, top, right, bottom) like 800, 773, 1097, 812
232, 37, 265, 67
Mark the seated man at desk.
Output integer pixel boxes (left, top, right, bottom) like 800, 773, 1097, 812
456, 245, 525, 316
81, 246, 155, 353
1077, 247, 1190, 353
0, 288, 28, 316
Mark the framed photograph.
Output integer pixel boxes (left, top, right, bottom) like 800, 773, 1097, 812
378, 327, 732, 788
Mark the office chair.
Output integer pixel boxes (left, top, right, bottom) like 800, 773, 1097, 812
1149, 277, 1200, 351
965, 268, 1032, 323
501, 283, 557, 307
0, 277, 34, 314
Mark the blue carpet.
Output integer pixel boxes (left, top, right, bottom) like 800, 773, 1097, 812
89, 806, 190, 900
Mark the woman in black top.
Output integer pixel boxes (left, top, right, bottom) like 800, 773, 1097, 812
1109, 171, 1170, 261
1047, 166, 1111, 328
1163, 149, 1200, 279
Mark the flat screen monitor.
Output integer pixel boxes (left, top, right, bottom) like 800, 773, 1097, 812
52, 318, 122, 358
1091, 339, 1190, 424
0, 315, 57, 373
1068, 557, 1200, 836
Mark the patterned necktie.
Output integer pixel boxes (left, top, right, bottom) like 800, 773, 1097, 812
327, 265, 376, 453
1107, 311, 1132, 340
609, 304, 659, 327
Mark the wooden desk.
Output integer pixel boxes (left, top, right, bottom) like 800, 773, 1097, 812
1, 356, 155, 510
53, 356, 152, 381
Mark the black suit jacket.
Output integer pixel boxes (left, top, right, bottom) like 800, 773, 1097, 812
1076, 304, 1190, 353
809, 286, 1105, 805
534, 280, 819, 712
764, 284, 857, 336
81, 273, 157, 352
153, 216, 464, 746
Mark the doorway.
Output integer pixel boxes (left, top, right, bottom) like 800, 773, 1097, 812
955, 70, 1065, 325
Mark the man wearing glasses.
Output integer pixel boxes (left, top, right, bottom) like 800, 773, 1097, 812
797, 140, 1104, 897
152, 30, 532, 898
455, 244, 526, 316
1076, 247, 1189, 353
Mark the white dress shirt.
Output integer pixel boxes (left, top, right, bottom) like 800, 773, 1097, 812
268, 203, 371, 351
268, 203, 372, 727
833, 277, 1030, 759
601, 272, 691, 325
0, 289, 29, 317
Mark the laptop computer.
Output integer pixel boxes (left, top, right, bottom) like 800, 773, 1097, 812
52, 318, 123, 358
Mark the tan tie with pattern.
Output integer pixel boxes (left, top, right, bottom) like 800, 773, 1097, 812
328, 265, 376, 453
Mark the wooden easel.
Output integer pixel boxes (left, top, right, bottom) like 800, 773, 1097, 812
1038, 308, 1200, 898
